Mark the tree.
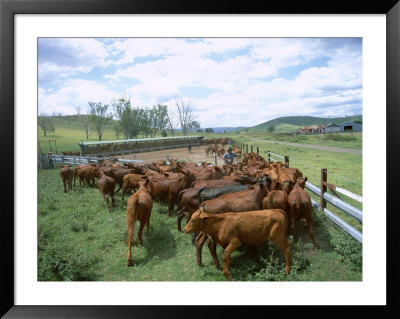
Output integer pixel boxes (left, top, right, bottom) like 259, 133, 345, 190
267, 125, 275, 133
88, 101, 112, 141
76, 106, 91, 140
149, 104, 169, 137
113, 123, 122, 139
197, 128, 203, 133
38, 113, 55, 137
113, 97, 136, 139
166, 111, 178, 137
175, 97, 198, 136
245, 128, 249, 132
205, 128, 214, 133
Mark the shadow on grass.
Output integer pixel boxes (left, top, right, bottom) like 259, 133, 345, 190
128, 217, 178, 266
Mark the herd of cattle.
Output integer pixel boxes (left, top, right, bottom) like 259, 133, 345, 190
58, 148, 316, 280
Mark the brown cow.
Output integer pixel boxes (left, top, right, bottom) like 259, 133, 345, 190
98, 171, 116, 211
142, 171, 196, 216
184, 166, 223, 181
108, 168, 136, 192
200, 183, 267, 214
184, 208, 290, 280
122, 173, 145, 201
60, 165, 74, 193
287, 177, 317, 248
262, 190, 289, 216
84, 165, 100, 187
195, 183, 267, 268
126, 182, 153, 266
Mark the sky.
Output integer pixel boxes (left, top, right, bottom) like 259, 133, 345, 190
38, 37, 362, 128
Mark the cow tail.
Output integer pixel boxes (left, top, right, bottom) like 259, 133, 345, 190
278, 209, 289, 238
178, 189, 186, 209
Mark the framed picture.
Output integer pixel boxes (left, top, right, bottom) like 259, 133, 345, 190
1, 0, 398, 317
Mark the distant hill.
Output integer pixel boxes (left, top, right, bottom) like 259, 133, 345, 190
246, 115, 362, 133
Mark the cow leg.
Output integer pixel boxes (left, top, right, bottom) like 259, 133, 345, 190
62, 178, 67, 193
207, 238, 222, 270
271, 233, 291, 275
195, 232, 208, 267
122, 185, 126, 202
306, 217, 318, 248
115, 183, 122, 193
221, 239, 241, 280
177, 210, 187, 231
104, 195, 110, 211
290, 216, 296, 236
138, 220, 145, 245
167, 194, 174, 217
111, 193, 115, 208
126, 217, 136, 267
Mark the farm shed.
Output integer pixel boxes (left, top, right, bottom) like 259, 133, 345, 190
324, 123, 341, 133
78, 136, 204, 156
339, 122, 363, 132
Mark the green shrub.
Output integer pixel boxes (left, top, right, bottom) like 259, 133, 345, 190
323, 134, 356, 141
329, 228, 362, 271
38, 236, 100, 281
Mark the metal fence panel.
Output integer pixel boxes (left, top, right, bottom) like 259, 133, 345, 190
311, 200, 362, 243
306, 181, 362, 223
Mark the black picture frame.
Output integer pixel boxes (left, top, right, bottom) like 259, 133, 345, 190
1, 0, 399, 318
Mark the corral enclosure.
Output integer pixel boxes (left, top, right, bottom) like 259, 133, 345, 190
78, 136, 204, 156
38, 134, 362, 282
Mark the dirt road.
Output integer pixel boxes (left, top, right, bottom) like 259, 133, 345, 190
250, 138, 362, 155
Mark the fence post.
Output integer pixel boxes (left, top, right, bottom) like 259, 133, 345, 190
167, 154, 169, 161
95, 155, 98, 164
214, 154, 217, 165
122, 151, 124, 159
267, 151, 270, 162
134, 154, 136, 160
246, 144, 248, 153
284, 156, 289, 167
78, 156, 81, 164
257, 147, 259, 155
320, 168, 327, 210
61, 155, 64, 164
73, 156, 76, 167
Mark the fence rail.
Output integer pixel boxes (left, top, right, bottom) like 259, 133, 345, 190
48, 155, 145, 167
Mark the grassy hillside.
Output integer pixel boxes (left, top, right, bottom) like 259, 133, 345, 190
245, 115, 362, 133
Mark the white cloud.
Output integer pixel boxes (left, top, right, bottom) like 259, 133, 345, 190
39, 79, 118, 115
38, 38, 362, 127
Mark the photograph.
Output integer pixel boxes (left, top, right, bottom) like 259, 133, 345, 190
37, 37, 363, 282
2, 1, 398, 316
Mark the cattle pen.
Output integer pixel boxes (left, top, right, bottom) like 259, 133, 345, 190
77, 135, 204, 157
37, 137, 363, 282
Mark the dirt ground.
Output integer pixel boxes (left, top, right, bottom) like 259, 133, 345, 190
115, 145, 225, 166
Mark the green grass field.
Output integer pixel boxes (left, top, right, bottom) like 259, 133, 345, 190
38, 167, 362, 281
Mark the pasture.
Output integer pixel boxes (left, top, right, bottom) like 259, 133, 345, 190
38, 144, 362, 281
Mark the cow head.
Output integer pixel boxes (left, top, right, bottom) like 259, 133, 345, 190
184, 208, 207, 233
296, 177, 307, 189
